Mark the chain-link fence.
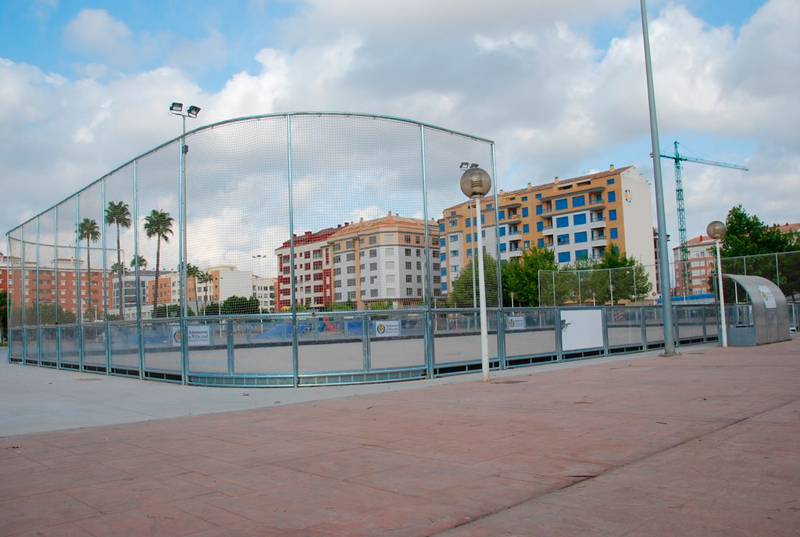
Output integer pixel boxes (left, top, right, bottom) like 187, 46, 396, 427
720, 251, 800, 304
538, 263, 660, 307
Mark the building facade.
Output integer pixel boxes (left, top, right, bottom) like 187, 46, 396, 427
327, 213, 442, 309
275, 226, 343, 310
440, 165, 657, 297
252, 276, 276, 312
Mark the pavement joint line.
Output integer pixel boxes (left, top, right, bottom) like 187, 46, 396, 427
429, 390, 800, 536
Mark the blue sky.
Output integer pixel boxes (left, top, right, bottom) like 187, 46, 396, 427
1, 0, 798, 274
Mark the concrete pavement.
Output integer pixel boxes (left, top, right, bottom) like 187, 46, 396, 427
0, 338, 798, 536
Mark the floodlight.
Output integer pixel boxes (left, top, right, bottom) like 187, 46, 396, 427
170, 102, 183, 112
187, 105, 201, 118
460, 162, 470, 169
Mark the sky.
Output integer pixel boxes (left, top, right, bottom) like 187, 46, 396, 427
2, 0, 798, 271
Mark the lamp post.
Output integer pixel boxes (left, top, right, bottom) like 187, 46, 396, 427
707, 220, 728, 347
168, 102, 200, 320
460, 166, 492, 382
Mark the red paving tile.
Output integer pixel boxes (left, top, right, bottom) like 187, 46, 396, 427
1, 338, 799, 536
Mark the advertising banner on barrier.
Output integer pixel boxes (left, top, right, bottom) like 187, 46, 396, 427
172, 325, 212, 347
506, 316, 527, 330
374, 320, 400, 338
560, 309, 604, 351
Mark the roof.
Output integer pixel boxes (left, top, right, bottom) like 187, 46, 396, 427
328, 213, 431, 240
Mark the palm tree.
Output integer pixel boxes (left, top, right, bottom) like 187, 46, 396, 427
130, 255, 147, 270
106, 201, 131, 318
186, 263, 201, 316
143, 210, 174, 316
78, 218, 100, 320
198, 272, 213, 315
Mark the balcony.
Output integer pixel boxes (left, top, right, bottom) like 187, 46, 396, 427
589, 218, 606, 228
541, 207, 553, 214
588, 198, 604, 205
591, 235, 607, 244
542, 227, 555, 236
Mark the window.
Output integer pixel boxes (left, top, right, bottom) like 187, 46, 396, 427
441, 252, 446, 260
536, 205, 543, 215
572, 195, 585, 207
466, 234, 472, 243
370, 262, 378, 270
346, 266, 356, 274
449, 234, 459, 242
348, 291, 356, 300
370, 249, 377, 258
499, 243, 507, 252
608, 191, 616, 203
607, 178, 615, 185
334, 268, 341, 276
499, 227, 506, 237
416, 262, 421, 270
440, 237, 446, 246
433, 263, 440, 270
537, 221, 544, 232
334, 292, 342, 301
347, 278, 356, 286
467, 249, 472, 257
610, 228, 618, 239
345, 240, 354, 249
556, 216, 569, 228
499, 210, 505, 220
346, 253, 355, 261
524, 240, 530, 249
573, 213, 587, 225
405, 248, 412, 256
432, 250, 439, 257
465, 218, 471, 227
405, 261, 412, 270
441, 267, 447, 275
439, 223, 445, 232
450, 250, 459, 257
575, 231, 588, 243
405, 235, 412, 243
417, 275, 422, 283
557, 234, 570, 245
416, 249, 421, 257
452, 265, 459, 272
449, 220, 456, 227
333, 255, 341, 263
406, 288, 414, 296
481, 215, 485, 224
406, 275, 413, 283
558, 251, 571, 263
334, 281, 342, 288
486, 204, 492, 209
523, 224, 529, 233
416, 236, 421, 244
576, 250, 588, 260
522, 196, 528, 201
555, 199, 568, 211
371, 289, 378, 297
522, 207, 529, 217
609, 209, 617, 221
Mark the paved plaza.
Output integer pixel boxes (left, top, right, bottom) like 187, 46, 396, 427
1, 338, 798, 536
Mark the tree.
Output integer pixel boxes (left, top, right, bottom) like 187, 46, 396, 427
721, 205, 794, 257
221, 295, 260, 315
204, 302, 220, 316
448, 253, 498, 308
197, 272, 213, 314
153, 304, 195, 318
185, 263, 202, 316
106, 201, 131, 318
501, 246, 557, 307
130, 255, 147, 270
593, 245, 652, 304
143, 210, 174, 315
78, 218, 100, 320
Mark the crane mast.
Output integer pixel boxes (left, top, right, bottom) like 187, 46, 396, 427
659, 142, 748, 296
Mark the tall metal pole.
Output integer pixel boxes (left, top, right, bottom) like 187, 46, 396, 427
475, 196, 490, 382
420, 125, 435, 379
471, 201, 477, 309
640, 0, 676, 354
715, 239, 728, 347
178, 115, 189, 384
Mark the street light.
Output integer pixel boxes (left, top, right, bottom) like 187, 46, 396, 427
460, 166, 492, 382
707, 220, 728, 348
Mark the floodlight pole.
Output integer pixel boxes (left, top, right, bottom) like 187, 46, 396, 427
640, 0, 676, 355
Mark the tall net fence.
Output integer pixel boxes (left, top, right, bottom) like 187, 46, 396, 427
538, 263, 660, 307
720, 251, 800, 304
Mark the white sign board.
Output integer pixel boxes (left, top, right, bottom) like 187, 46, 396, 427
506, 316, 527, 331
758, 285, 777, 309
560, 309, 604, 352
172, 325, 212, 347
374, 320, 400, 338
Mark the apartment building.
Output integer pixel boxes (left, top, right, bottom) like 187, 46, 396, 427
673, 236, 716, 296
275, 226, 343, 310
440, 165, 657, 296
327, 213, 442, 309
253, 276, 276, 312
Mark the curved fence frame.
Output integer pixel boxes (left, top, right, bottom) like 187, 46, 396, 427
6, 112, 719, 386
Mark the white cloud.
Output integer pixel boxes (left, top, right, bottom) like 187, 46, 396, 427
64, 9, 134, 64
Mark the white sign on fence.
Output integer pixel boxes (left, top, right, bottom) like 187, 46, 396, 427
506, 316, 527, 331
171, 325, 212, 347
560, 309, 604, 351
374, 320, 400, 338
758, 285, 777, 309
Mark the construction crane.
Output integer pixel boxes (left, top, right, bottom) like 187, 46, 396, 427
659, 141, 748, 295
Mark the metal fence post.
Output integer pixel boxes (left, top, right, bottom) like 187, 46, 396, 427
702, 304, 708, 342
76, 195, 84, 372
601, 306, 610, 356
226, 319, 234, 375
102, 177, 111, 374
133, 160, 145, 379
555, 307, 564, 361
640, 306, 648, 350
178, 133, 189, 385
5, 233, 10, 362
362, 312, 371, 373
490, 143, 506, 370
54, 206, 61, 368
20, 227, 27, 363
419, 125, 435, 378
287, 114, 299, 387
36, 216, 42, 367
